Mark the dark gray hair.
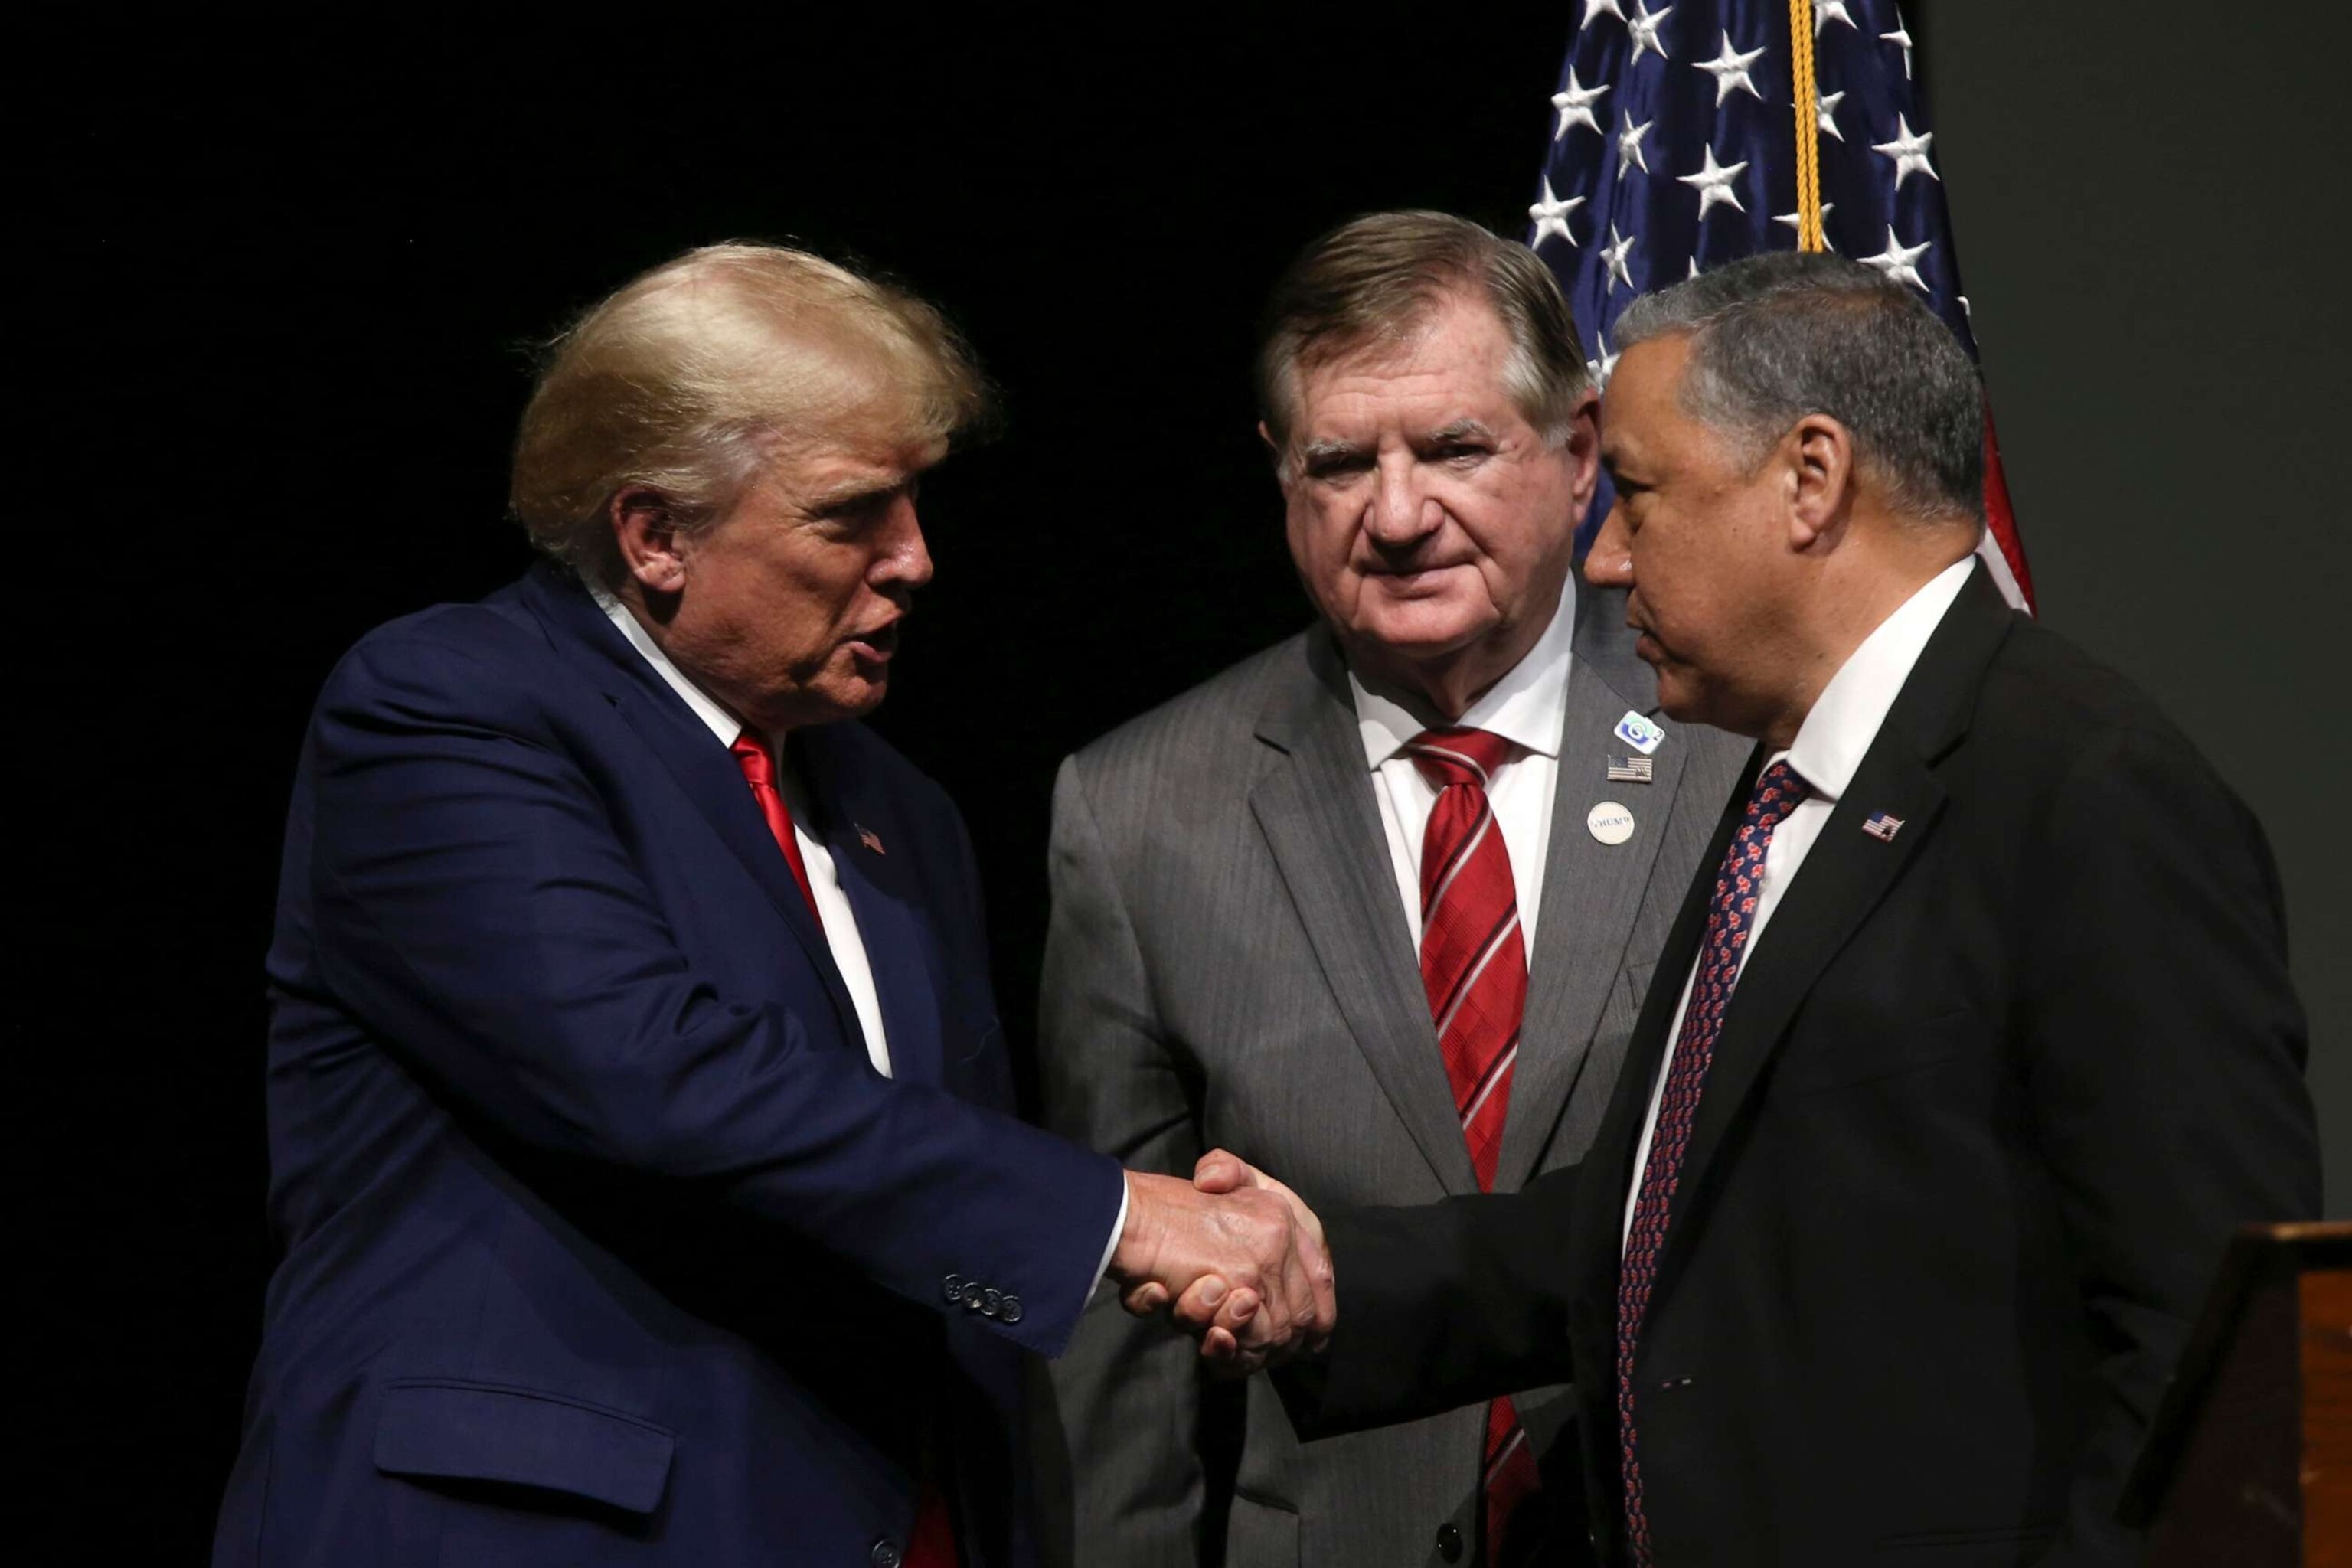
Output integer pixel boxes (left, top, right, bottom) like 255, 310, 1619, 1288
1612, 251, 1983, 521
1255, 211, 1591, 471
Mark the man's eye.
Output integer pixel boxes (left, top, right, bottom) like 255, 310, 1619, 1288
821, 494, 894, 529
1306, 456, 1370, 481
1432, 443, 1486, 463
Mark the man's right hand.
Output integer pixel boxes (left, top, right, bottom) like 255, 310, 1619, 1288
1109, 1154, 1334, 1374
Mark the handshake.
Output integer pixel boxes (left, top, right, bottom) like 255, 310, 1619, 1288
1106, 1152, 1334, 1374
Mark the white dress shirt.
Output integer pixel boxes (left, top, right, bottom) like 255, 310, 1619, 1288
598, 596, 897, 1076
1622, 558, 1976, 1246
596, 594, 1131, 1284
1350, 583, 1577, 949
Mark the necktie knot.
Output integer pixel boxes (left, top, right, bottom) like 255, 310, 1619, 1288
1406, 727, 1513, 792
730, 732, 821, 923
1747, 758, 1811, 831
730, 732, 776, 789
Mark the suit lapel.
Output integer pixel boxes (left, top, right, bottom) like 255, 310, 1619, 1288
1668, 750, 1945, 1221
1657, 564, 2019, 1273
518, 565, 865, 1048
796, 728, 944, 1086
1250, 632, 1479, 1195
1566, 750, 1753, 1314
1501, 586, 1694, 1187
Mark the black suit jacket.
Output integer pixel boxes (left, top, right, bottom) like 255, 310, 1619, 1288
1284, 565, 2321, 1566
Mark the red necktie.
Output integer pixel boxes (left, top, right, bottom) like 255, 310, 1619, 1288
728, 731, 959, 1568
730, 733, 822, 923
1407, 728, 1540, 1566
1615, 760, 1809, 1566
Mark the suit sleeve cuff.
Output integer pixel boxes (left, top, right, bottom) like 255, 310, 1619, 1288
1089, 1174, 1129, 1295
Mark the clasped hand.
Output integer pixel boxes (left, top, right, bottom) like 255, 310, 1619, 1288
1108, 1151, 1331, 1374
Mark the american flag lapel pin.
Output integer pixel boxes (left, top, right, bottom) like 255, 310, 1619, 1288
1606, 753, 1655, 784
1860, 811, 1904, 843
856, 823, 886, 854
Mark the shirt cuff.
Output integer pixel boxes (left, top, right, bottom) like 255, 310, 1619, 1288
1089, 1173, 1130, 1295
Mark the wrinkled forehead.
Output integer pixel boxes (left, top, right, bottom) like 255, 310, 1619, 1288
1291, 302, 1516, 425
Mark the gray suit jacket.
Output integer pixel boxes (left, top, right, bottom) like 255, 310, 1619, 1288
1035, 586, 1749, 1568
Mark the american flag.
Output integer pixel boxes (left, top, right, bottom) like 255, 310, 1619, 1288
1527, 0, 2033, 609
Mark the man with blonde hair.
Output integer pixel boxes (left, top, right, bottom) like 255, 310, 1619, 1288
214, 243, 1331, 1568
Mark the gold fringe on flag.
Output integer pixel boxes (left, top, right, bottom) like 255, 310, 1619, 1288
1788, 0, 1827, 251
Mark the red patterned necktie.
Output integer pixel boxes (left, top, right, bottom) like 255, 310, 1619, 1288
729, 731, 959, 1568
1407, 727, 1539, 1565
1615, 760, 1809, 1566
730, 733, 822, 923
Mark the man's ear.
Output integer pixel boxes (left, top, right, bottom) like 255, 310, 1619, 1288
610, 486, 688, 595
1785, 413, 1854, 552
1563, 389, 1602, 511
1258, 421, 1291, 485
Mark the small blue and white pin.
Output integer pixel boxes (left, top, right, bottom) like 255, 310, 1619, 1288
1860, 811, 1905, 843
1613, 710, 1666, 756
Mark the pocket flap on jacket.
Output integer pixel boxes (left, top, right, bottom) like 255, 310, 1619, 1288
374, 1380, 676, 1515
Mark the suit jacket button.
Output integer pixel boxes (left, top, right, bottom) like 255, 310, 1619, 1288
1000, 1295, 1023, 1324
870, 1540, 903, 1568
1435, 1521, 1464, 1562
981, 1288, 1003, 1318
942, 1274, 964, 1304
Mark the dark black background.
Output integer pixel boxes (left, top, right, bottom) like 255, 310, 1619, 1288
31, 3, 2344, 1557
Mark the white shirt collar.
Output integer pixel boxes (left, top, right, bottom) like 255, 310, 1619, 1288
593, 588, 747, 749
1778, 557, 1975, 804
1348, 579, 1577, 770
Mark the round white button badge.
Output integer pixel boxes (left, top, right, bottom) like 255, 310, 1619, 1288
1586, 802, 1637, 845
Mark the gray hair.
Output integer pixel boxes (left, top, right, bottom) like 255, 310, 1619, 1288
1612, 251, 1983, 522
510, 242, 989, 583
1255, 211, 1591, 471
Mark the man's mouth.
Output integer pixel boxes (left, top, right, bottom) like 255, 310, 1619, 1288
1365, 561, 1467, 590
845, 622, 901, 662
1626, 612, 1666, 664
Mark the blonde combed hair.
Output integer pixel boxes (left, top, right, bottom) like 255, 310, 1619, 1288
509, 242, 988, 581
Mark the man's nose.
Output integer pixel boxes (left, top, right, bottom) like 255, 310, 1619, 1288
1583, 501, 1634, 588
1364, 459, 1440, 547
874, 495, 934, 592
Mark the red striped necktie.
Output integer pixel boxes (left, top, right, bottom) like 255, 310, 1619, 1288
728, 731, 960, 1568
1407, 727, 1540, 1566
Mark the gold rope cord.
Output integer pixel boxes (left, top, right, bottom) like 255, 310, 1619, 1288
1788, 0, 1827, 251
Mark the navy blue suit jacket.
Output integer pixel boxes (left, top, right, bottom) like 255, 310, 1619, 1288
215, 563, 1125, 1566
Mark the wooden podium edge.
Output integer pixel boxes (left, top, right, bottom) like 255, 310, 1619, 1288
2118, 1220, 2352, 1529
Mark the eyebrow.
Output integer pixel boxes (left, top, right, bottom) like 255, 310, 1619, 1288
1599, 446, 1648, 487
1297, 419, 1501, 468
1426, 417, 1498, 446
1297, 437, 1366, 469
808, 472, 915, 514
